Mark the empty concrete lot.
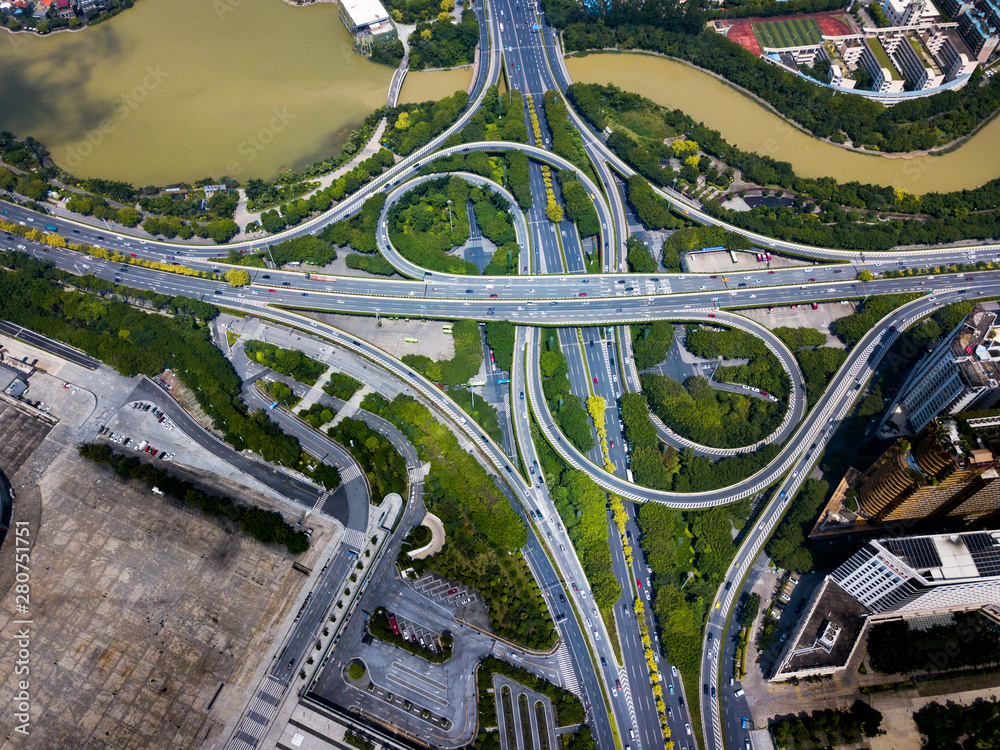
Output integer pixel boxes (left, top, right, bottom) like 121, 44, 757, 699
304, 312, 456, 361
0, 450, 306, 750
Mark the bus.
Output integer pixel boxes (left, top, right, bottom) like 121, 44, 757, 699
497, 378, 510, 385
389, 614, 400, 636
404, 337, 419, 344
468, 377, 486, 387
442, 325, 454, 334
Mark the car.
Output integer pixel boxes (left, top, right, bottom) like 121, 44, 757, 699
792, 470, 799, 478
611, 682, 618, 697
262, 274, 270, 279
745, 741, 751, 750
742, 717, 748, 729
520, 391, 524, 400
130, 253, 137, 257
490, 293, 497, 298
578, 292, 587, 297
572, 582, 578, 592
715, 600, 721, 609
593, 377, 598, 385
600, 656, 607, 667
447, 588, 457, 595
668, 682, 675, 695
710, 275, 717, 279
671, 665, 678, 677
615, 679, 621, 691
768, 270, 775, 274
268, 289, 275, 293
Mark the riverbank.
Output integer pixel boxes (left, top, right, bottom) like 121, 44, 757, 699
564, 52, 1000, 193
569, 47, 993, 161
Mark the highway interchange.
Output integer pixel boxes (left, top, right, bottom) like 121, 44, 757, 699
6, 1, 1000, 747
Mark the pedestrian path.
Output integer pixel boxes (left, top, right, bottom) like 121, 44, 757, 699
295, 366, 334, 412
329, 385, 372, 427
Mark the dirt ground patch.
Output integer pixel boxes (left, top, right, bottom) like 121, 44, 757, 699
0, 449, 311, 750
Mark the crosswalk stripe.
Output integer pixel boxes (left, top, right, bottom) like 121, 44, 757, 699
343, 528, 367, 550
556, 643, 581, 696
312, 491, 329, 511
339, 463, 363, 483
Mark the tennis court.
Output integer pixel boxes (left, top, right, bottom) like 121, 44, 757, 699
751, 17, 823, 49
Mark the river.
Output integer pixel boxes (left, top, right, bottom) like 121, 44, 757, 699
398, 68, 471, 105
566, 53, 1000, 194
0, 0, 395, 185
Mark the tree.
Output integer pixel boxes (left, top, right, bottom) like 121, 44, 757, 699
858, 269, 876, 282
116, 206, 141, 227
626, 236, 657, 273
546, 200, 564, 223
225, 269, 250, 287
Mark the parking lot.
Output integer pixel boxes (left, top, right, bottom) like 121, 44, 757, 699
412, 570, 482, 612
98, 399, 177, 460
312, 565, 566, 748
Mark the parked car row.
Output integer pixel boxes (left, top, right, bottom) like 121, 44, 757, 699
132, 401, 174, 431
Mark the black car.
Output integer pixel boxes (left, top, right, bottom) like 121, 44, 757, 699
262, 274, 270, 279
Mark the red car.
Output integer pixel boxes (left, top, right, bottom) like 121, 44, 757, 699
610, 439, 615, 449
768, 270, 775, 274
130, 253, 137, 257
578, 292, 587, 297
490, 293, 497, 298
708, 313, 716, 318
710, 275, 718, 279
636, 578, 642, 589
593, 376, 598, 385
808, 277, 816, 281
447, 588, 457, 595
268, 289, 275, 293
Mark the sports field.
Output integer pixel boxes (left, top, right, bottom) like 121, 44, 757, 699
751, 17, 823, 49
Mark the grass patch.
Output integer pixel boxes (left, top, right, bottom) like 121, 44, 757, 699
450, 388, 504, 444
324, 371, 363, 401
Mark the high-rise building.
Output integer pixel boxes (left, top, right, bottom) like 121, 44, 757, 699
857, 421, 1000, 524
895, 305, 1000, 434
772, 530, 1000, 680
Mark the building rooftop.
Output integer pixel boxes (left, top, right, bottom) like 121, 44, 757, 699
339, 0, 390, 28
773, 579, 869, 678
879, 530, 1000, 581
951, 306, 1000, 389
869, 37, 902, 79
